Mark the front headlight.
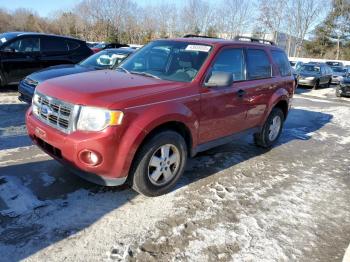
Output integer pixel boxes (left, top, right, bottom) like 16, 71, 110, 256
77, 106, 124, 131
305, 77, 316, 80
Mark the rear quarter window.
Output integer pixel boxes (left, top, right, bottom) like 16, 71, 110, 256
271, 50, 292, 77
41, 37, 68, 52
246, 49, 272, 80
67, 40, 80, 51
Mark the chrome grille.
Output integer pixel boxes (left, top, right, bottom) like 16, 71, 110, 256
32, 92, 79, 134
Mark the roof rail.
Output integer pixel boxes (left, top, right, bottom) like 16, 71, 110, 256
183, 34, 221, 39
234, 36, 275, 45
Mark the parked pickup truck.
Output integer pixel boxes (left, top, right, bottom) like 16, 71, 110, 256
26, 36, 295, 196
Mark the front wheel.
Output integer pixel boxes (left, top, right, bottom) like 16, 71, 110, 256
129, 131, 187, 196
254, 108, 284, 148
312, 79, 320, 90
336, 85, 342, 97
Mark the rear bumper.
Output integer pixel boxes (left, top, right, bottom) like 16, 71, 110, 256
26, 108, 128, 186
331, 77, 341, 84
18, 80, 34, 104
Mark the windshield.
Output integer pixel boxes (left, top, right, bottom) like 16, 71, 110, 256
119, 40, 212, 82
79, 50, 130, 69
0, 32, 19, 46
331, 67, 346, 73
300, 64, 320, 73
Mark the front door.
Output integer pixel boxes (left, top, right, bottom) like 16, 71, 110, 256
199, 47, 249, 144
0, 36, 41, 83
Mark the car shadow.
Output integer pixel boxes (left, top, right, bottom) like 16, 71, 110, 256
0, 108, 332, 260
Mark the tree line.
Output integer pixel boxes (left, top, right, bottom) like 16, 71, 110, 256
0, 0, 349, 60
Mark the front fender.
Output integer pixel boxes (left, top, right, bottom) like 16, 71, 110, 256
112, 101, 199, 178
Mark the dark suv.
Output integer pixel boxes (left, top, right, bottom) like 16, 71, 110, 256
26, 36, 295, 196
0, 32, 93, 86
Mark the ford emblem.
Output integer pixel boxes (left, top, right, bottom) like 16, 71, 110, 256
41, 105, 52, 116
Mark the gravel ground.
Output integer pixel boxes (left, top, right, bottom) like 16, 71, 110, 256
0, 85, 349, 262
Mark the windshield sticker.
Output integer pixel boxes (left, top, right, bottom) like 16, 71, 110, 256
185, 45, 211, 52
0, 37, 6, 43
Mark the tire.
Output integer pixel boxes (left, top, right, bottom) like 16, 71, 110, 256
129, 130, 187, 197
336, 85, 342, 97
312, 79, 319, 90
254, 108, 285, 148
326, 79, 331, 88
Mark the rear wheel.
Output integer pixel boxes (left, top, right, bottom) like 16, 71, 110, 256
254, 108, 284, 148
129, 131, 187, 196
313, 79, 320, 90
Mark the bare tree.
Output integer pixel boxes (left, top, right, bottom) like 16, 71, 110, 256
257, 0, 288, 44
216, 0, 254, 39
286, 0, 328, 57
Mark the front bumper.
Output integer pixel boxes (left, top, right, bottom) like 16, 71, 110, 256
339, 84, 350, 96
298, 78, 316, 87
18, 80, 35, 104
26, 108, 127, 186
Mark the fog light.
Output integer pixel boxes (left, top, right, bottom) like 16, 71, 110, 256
79, 150, 102, 166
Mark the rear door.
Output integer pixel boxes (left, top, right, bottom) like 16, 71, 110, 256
243, 48, 277, 128
40, 36, 71, 68
0, 36, 41, 83
199, 47, 250, 143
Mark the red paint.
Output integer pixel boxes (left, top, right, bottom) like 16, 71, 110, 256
26, 38, 295, 181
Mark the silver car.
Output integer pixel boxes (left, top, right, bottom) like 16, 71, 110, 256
297, 63, 332, 89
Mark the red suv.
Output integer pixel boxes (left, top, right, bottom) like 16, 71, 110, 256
26, 36, 295, 196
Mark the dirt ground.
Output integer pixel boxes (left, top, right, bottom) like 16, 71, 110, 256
0, 85, 349, 262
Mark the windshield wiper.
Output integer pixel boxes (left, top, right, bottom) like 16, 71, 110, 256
116, 66, 130, 74
130, 71, 160, 79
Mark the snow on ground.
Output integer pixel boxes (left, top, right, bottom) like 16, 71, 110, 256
0, 87, 349, 261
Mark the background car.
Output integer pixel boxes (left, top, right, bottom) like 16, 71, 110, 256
336, 72, 350, 97
330, 66, 348, 84
18, 48, 135, 103
91, 43, 129, 53
326, 61, 344, 67
297, 63, 332, 89
0, 32, 93, 87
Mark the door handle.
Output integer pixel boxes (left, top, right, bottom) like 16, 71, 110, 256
237, 89, 246, 97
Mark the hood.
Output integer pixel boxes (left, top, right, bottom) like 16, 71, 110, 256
36, 70, 187, 109
28, 64, 94, 83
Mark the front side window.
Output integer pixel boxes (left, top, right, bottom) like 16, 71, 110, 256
246, 49, 272, 80
5, 37, 40, 52
271, 50, 291, 77
210, 48, 245, 81
79, 50, 130, 69
41, 37, 68, 52
119, 41, 211, 82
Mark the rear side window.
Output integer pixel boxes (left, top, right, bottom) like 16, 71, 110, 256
246, 49, 271, 80
67, 40, 80, 51
211, 48, 245, 81
41, 37, 68, 52
271, 50, 291, 77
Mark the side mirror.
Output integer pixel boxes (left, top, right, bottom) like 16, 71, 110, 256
205, 71, 233, 87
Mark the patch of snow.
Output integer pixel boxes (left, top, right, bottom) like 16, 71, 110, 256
0, 176, 46, 218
